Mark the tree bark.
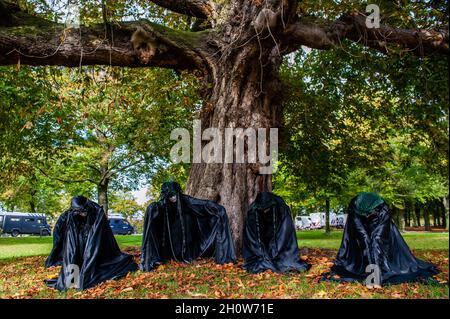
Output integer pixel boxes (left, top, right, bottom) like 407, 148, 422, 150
282, 12, 449, 56
440, 199, 446, 229
289, 204, 296, 219
414, 202, 421, 227
406, 202, 411, 227
98, 160, 110, 215
443, 195, 449, 231
185, 46, 282, 252
29, 188, 37, 214
437, 200, 443, 227
431, 201, 437, 227
0, 3, 208, 69
98, 179, 109, 215
148, 0, 216, 19
325, 197, 331, 234
404, 200, 409, 227
29, 201, 36, 214
439, 200, 445, 228
392, 205, 400, 228
435, 201, 440, 227
398, 208, 406, 232
424, 202, 431, 231
410, 205, 418, 227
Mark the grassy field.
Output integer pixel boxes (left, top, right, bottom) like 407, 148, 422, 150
0, 230, 448, 260
296, 230, 449, 250
0, 234, 142, 260
0, 230, 448, 299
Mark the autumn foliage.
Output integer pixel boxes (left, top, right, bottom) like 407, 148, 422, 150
0, 247, 447, 299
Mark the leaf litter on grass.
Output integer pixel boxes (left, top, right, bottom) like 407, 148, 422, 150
0, 247, 447, 299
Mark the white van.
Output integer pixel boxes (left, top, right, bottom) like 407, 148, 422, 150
309, 213, 324, 229
295, 216, 312, 230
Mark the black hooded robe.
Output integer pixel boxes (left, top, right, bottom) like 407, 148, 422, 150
243, 192, 311, 273
45, 196, 138, 291
327, 192, 439, 285
45, 210, 69, 268
141, 182, 236, 271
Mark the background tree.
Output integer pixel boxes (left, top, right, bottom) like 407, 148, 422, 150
36, 66, 198, 214
0, 65, 77, 217
0, 65, 199, 215
277, 25, 448, 233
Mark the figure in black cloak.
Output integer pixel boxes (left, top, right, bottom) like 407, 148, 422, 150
45, 196, 138, 290
325, 192, 439, 285
141, 181, 236, 271
243, 192, 310, 273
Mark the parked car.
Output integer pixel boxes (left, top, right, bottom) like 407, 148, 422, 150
108, 214, 135, 235
0, 212, 52, 237
295, 212, 347, 231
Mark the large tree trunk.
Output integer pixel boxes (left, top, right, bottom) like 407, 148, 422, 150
185, 48, 282, 253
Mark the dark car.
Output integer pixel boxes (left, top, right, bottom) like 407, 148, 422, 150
0, 212, 52, 237
108, 215, 135, 235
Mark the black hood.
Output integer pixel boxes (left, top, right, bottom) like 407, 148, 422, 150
141, 182, 236, 271
45, 196, 138, 290
160, 181, 182, 199
251, 192, 280, 210
243, 192, 310, 274
324, 194, 439, 285
70, 196, 89, 210
351, 192, 385, 217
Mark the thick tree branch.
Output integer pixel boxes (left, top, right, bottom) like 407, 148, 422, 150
0, 4, 211, 69
0, 0, 19, 26
149, 0, 216, 19
37, 167, 97, 185
282, 12, 449, 56
108, 158, 147, 179
87, 164, 102, 174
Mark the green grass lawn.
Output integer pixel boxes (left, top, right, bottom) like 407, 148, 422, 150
0, 234, 142, 260
296, 230, 449, 250
0, 230, 448, 260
